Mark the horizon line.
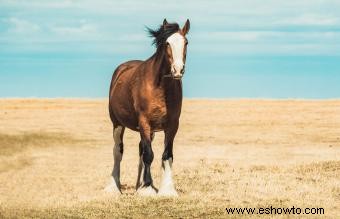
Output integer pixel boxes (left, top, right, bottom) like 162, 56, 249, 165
1, 97, 339, 101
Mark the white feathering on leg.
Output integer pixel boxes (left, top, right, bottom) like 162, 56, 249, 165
104, 176, 121, 193
158, 159, 178, 196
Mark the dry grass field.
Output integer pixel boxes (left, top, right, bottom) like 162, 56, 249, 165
0, 99, 339, 218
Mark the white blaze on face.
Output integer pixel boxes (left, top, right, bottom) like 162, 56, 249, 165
166, 32, 185, 77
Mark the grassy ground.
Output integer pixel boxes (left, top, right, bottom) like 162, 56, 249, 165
0, 99, 339, 218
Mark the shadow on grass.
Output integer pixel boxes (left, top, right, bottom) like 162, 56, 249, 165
0, 132, 92, 173
0, 132, 86, 156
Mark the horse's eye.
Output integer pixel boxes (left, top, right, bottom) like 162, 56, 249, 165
185, 41, 188, 46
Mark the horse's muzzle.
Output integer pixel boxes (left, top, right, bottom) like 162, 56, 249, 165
171, 64, 185, 79
172, 72, 183, 80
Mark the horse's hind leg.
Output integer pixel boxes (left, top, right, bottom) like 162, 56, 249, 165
105, 125, 125, 194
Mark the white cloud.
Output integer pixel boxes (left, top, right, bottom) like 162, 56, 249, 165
5, 17, 41, 33
0, 0, 75, 9
116, 33, 147, 42
192, 42, 340, 56
1, 0, 340, 56
191, 30, 340, 56
51, 23, 97, 36
276, 14, 339, 26
195, 31, 340, 44
196, 31, 279, 42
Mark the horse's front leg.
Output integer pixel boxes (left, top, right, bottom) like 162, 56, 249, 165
136, 116, 157, 196
136, 132, 154, 190
158, 121, 178, 196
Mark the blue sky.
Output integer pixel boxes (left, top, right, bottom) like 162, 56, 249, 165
0, 0, 340, 98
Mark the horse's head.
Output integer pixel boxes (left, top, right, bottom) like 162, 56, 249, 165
148, 19, 190, 80
164, 19, 190, 80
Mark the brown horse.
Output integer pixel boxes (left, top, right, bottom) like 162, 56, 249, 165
105, 19, 190, 196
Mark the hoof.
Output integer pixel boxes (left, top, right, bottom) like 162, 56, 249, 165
136, 185, 157, 196
104, 178, 122, 194
158, 186, 178, 197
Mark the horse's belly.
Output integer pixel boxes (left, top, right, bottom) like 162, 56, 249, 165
116, 107, 138, 128
110, 67, 140, 129
110, 94, 138, 131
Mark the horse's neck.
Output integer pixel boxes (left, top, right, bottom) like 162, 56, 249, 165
148, 48, 182, 101
148, 48, 168, 85
154, 48, 167, 74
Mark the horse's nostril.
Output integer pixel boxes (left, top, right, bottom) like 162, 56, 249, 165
180, 68, 185, 74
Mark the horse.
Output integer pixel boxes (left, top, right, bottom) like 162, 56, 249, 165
105, 19, 190, 196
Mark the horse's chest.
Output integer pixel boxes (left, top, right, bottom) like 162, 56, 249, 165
148, 96, 167, 129
150, 100, 167, 119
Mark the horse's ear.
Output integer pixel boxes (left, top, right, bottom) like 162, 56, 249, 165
163, 19, 168, 26
182, 19, 190, 35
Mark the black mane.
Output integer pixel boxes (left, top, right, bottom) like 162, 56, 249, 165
147, 22, 180, 48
